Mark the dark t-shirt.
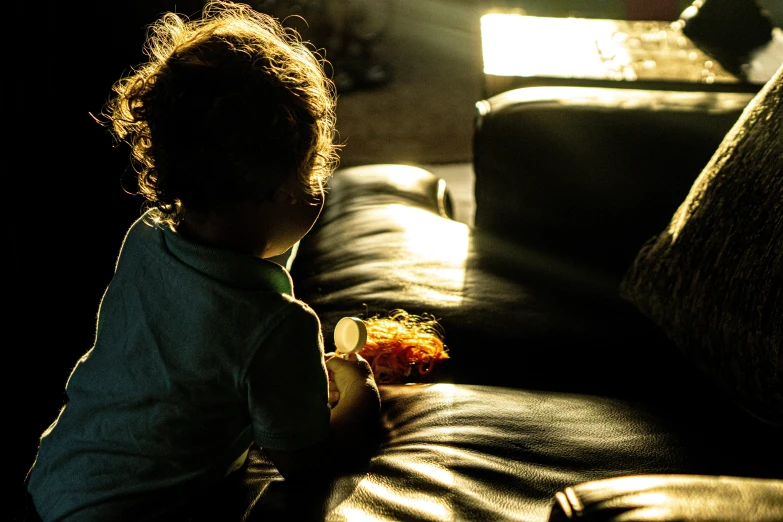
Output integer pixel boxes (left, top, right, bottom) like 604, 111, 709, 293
28, 214, 330, 521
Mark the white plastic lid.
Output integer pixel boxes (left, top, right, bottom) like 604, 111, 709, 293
334, 317, 367, 355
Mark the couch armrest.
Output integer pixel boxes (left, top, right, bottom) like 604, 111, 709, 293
321, 164, 454, 223
548, 474, 783, 521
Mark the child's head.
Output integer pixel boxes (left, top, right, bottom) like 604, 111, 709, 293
104, 0, 339, 228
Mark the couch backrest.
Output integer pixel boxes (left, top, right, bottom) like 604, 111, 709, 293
472, 85, 756, 283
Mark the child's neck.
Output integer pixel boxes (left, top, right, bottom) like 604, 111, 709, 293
176, 205, 272, 258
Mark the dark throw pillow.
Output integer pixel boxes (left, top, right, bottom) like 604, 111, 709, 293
620, 63, 783, 426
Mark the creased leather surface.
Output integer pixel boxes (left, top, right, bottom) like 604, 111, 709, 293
194, 384, 782, 521
212, 384, 696, 522
549, 474, 783, 521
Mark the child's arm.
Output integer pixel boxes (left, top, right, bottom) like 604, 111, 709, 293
264, 354, 380, 481
324, 353, 380, 441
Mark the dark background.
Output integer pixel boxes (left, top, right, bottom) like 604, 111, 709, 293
9, 0, 208, 493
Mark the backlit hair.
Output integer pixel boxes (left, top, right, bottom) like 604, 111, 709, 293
103, 0, 339, 225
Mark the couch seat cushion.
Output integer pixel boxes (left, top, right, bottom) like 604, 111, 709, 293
194, 383, 781, 521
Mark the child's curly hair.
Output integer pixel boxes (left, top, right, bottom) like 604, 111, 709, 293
103, 1, 339, 226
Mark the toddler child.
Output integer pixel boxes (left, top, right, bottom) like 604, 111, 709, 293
25, 2, 380, 520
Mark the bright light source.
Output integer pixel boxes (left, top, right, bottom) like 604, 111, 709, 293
480, 14, 623, 78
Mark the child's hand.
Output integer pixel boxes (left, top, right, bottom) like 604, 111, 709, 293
324, 352, 380, 454
326, 352, 375, 397
326, 357, 341, 407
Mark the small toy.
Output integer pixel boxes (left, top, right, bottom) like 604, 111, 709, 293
334, 309, 449, 383
334, 316, 367, 360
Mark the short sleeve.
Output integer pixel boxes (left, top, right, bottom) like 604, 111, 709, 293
246, 302, 331, 451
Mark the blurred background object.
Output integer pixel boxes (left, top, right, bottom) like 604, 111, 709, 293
759, 0, 783, 26
678, 0, 782, 81
321, 0, 393, 92
250, 0, 393, 92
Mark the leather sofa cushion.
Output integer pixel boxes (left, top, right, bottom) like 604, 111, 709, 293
291, 163, 782, 449
293, 165, 689, 401
190, 384, 782, 521
621, 64, 783, 426
549, 474, 783, 521
472, 86, 755, 281
293, 164, 765, 411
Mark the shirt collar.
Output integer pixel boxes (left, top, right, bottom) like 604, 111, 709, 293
160, 223, 294, 296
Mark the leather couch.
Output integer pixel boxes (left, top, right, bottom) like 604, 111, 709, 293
18, 83, 781, 521
188, 82, 782, 520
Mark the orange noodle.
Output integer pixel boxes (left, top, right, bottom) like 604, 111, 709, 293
357, 309, 448, 384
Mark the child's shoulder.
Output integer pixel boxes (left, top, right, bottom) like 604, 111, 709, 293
280, 295, 321, 325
